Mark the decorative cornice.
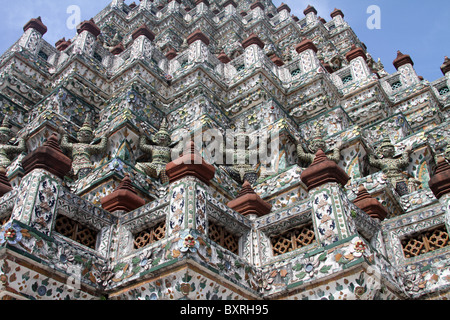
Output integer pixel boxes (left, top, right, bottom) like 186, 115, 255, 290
429, 157, 450, 199
23, 17, 47, 36
270, 55, 284, 66
132, 24, 155, 42
441, 56, 450, 75
277, 3, 291, 13
218, 51, 231, 64
250, 1, 265, 11
303, 5, 317, 16
110, 43, 125, 55
295, 37, 318, 54
353, 186, 388, 221
101, 175, 145, 213
228, 181, 272, 217
195, 0, 210, 6
21, 133, 72, 179
77, 18, 101, 38
330, 8, 344, 19
187, 29, 210, 46
222, 0, 237, 8
55, 38, 72, 52
346, 44, 367, 62
393, 50, 414, 70
166, 48, 178, 60
0, 168, 12, 197
300, 150, 350, 191
242, 33, 265, 49
166, 141, 216, 185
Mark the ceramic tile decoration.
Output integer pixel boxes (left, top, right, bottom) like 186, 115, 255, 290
0, 0, 449, 301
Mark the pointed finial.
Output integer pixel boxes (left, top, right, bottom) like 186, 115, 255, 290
237, 180, 256, 197
228, 179, 272, 217
441, 56, 450, 75
156, 118, 170, 137
160, 118, 168, 130
116, 173, 138, 194
393, 50, 414, 69
80, 113, 93, 133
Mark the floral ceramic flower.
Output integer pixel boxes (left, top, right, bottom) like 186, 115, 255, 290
178, 230, 200, 253
37, 285, 48, 296
139, 250, 153, 271
57, 246, 75, 271
97, 265, 114, 288
0, 222, 23, 245
256, 270, 273, 292
0, 274, 7, 284
351, 238, 367, 258
109, 159, 124, 173
302, 256, 321, 278
354, 286, 366, 297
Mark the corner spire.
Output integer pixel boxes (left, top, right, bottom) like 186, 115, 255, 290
393, 50, 414, 70
101, 174, 146, 213
300, 150, 350, 191
228, 180, 272, 217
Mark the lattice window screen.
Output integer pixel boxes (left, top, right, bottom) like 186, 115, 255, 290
133, 221, 166, 250
401, 225, 450, 259
208, 220, 239, 255
391, 81, 403, 90
439, 86, 449, 96
271, 223, 316, 257
342, 74, 353, 84
402, 225, 450, 259
54, 215, 98, 250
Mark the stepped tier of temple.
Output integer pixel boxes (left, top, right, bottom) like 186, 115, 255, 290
0, 0, 449, 300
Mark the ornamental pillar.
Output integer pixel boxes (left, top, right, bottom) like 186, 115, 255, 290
242, 33, 265, 69
303, 5, 317, 24
139, 0, 154, 12
301, 150, 355, 247
110, 0, 124, 9
223, 0, 237, 16
227, 181, 272, 267
277, 3, 291, 21
130, 24, 155, 61
73, 19, 101, 57
295, 37, 320, 74
250, 1, 265, 20
393, 51, 419, 86
166, 141, 216, 236
428, 157, 450, 245
346, 44, 371, 81
167, 0, 181, 13
12, 134, 71, 235
195, 0, 209, 14
186, 29, 210, 64
330, 8, 345, 27
18, 17, 47, 55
